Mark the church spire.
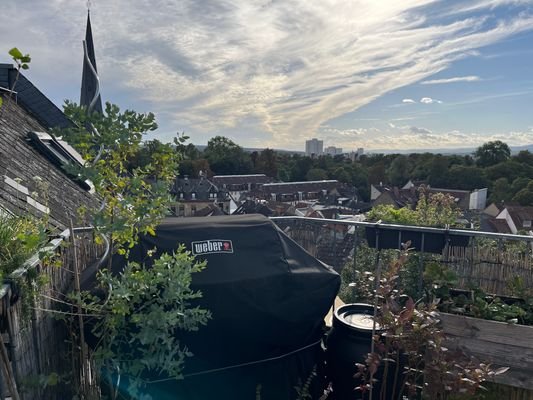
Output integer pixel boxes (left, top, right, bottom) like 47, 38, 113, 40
80, 9, 103, 114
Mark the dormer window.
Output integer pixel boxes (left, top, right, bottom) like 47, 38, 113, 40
180, 192, 184, 199
524, 220, 532, 228
192, 192, 196, 200
27, 131, 93, 192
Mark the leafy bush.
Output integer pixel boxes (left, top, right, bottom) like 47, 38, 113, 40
351, 247, 507, 399
73, 246, 211, 398
0, 213, 47, 281
367, 188, 462, 228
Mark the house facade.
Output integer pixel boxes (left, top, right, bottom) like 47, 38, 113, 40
252, 180, 343, 203
494, 206, 533, 234
170, 176, 230, 217
371, 182, 488, 211
210, 174, 274, 203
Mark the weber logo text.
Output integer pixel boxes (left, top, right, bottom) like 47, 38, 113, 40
192, 240, 233, 255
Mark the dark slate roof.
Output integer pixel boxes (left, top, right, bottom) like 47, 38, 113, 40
487, 219, 512, 234
233, 200, 274, 216
211, 174, 274, 185
193, 203, 228, 217
0, 64, 72, 129
260, 180, 340, 195
373, 187, 418, 208
505, 206, 533, 230
171, 177, 228, 202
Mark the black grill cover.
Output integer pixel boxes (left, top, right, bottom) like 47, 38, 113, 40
83, 214, 340, 399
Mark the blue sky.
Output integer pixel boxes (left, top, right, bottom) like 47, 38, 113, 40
2, 0, 533, 151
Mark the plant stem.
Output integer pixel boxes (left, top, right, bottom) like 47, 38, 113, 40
70, 219, 90, 398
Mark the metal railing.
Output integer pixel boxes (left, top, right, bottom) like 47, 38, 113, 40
271, 216, 533, 296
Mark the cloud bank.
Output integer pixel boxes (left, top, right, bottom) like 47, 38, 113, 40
1, 0, 533, 150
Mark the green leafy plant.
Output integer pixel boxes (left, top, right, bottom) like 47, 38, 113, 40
367, 187, 462, 228
345, 246, 506, 400
71, 246, 210, 398
0, 213, 47, 281
0, 47, 31, 111
59, 101, 183, 256
53, 102, 212, 399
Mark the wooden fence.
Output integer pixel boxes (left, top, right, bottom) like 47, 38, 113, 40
0, 230, 102, 400
444, 244, 533, 296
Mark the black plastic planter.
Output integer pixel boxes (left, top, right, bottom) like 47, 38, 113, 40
365, 226, 445, 253
365, 226, 470, 254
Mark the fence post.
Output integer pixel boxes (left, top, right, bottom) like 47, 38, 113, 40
332, 224, 337, 270
352, 228, 358, 284
418, 233, 425, 296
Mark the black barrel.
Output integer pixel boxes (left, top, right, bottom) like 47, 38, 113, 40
326, 303, 403, 400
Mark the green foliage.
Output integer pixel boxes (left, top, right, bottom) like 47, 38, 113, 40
512, 185, 533, 206
0, 213, 47, 281
305, 168, 328, 181
367, 204, 417, 224
76, 247, 211, 397
447, 165, 489, 190
488, 177, 511, 204
59, 102, 180, 253
367, 189, 461, 228
352, 248, 501, 400
474, 140, 511, 167
254, 148, 278, 178
204, 136, 252, 175
0, 47, 31, 110
386, 155, 412, 186
414, 189, 461, 227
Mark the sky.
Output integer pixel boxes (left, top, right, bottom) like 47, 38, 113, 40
2, 0, 533, 152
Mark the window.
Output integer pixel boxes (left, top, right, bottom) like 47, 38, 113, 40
27, 131, 85, 166
524, 220, 532, 228
27, 131, 93, 192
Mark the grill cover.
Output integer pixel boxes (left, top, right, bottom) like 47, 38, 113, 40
82, 214, 340, 399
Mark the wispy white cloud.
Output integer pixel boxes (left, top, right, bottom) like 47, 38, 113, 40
420, 97, 443, 104
1, 0, 533, 149
402, 98, 416, 103
421, 75, 481, 85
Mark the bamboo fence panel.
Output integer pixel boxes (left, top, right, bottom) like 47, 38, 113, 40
444, 245, 533, 296
0, 232, 102, 400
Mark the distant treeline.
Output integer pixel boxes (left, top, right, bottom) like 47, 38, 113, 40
130, 137, 533, 205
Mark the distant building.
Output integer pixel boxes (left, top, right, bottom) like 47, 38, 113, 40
305, 138, 323, 157
211, 174, 274, 203
251, 180, 341, 203
348, 148, 364, 161
171, 176, 230, 217
493, 205, 533, 234
325, 146, 343, 156
370, 183, 487, 211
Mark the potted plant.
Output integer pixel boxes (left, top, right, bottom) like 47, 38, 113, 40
365, 190, 469, 253
334, 246, 506, 400
423, 264, 533, 390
